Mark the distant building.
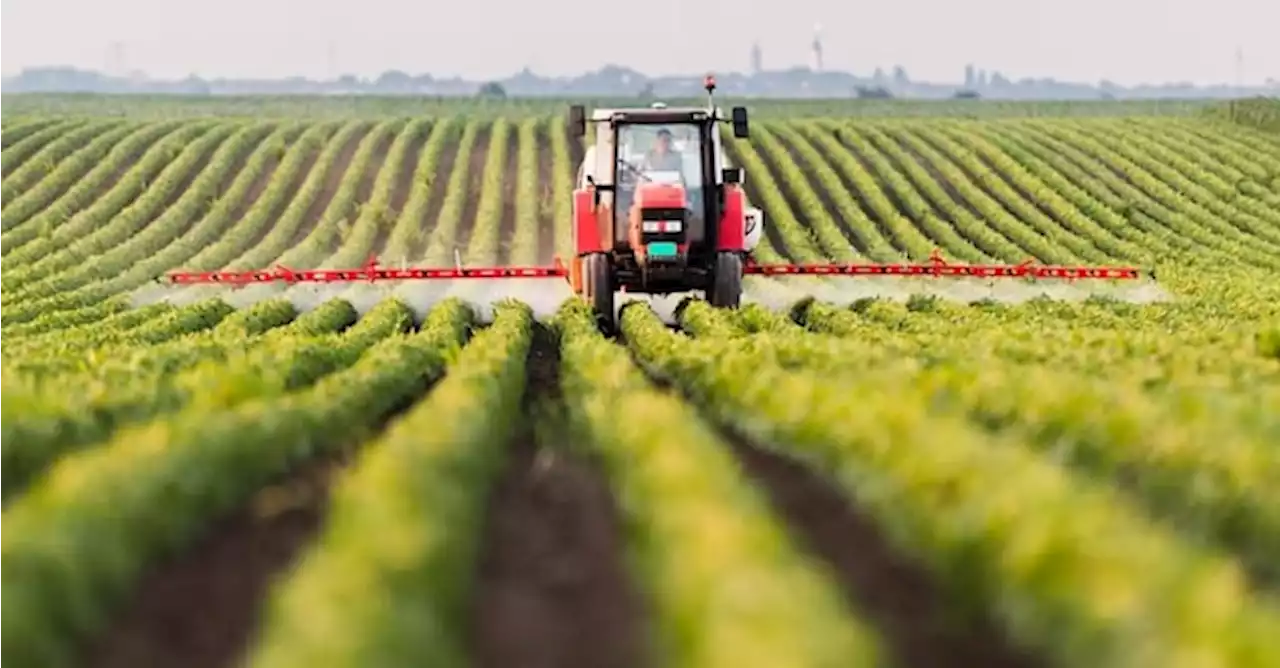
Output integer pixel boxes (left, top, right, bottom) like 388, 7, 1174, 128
811, 25, 824, 72
751, 41, 763, 75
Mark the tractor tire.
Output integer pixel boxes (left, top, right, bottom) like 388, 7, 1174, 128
582, 252, 616, 333
709, 251, 743, 309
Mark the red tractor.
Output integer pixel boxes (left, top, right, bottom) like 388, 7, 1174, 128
566, 76, 757, 329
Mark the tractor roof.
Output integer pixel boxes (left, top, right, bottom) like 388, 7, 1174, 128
590, 106, 721, 124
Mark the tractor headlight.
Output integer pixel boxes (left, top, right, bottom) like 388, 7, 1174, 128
642, 219, 683, 233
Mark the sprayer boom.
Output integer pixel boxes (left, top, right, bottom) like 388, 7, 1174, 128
745, 259, 1142, 280
165, 256, 569, 285
742, 250, 1143, 280
163, 253, 1143, 287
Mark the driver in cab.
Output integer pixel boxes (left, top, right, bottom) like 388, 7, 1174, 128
641, 128, 683, 173
628, 127, 685, 261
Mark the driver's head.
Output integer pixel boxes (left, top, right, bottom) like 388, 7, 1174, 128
655, 129, 673, 153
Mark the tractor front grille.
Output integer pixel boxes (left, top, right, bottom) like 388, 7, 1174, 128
640, 207, 687, 243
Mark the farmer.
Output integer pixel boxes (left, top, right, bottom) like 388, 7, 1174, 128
642, 127, 684, 172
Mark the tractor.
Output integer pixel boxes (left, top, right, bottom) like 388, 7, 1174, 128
565, 76, 763, 329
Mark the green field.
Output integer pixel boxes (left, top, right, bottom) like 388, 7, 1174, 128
2, 95, 1279, 668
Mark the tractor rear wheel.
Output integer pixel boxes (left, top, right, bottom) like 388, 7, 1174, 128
709, 251, 743, 308
582, 252, 615, 332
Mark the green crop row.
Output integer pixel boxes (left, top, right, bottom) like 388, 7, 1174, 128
243, 299, 527, 667
1, 298, 474, 668
553, 299, 881, 667
621, 299, 1280, 668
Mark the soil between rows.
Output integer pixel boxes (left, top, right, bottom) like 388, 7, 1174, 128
223, 126, 295, 224
370, 120, 432, 256
453, 125, 494, 256
467, 324, 650, 668
835, 126, 929, 224
149, 127, 230, 219
82, 456, 341, 668
627, 339, 1040, 667
941, 128, 1068, 230
78, 323, 649, 668
881, 127, 985, 222
534, 123, 558, 265
234, 125, 327, 254
78, 320, 1036, 668
285, 121, 369, 250
95, 125, 182, 211
730, 441, 1043, 668
81, 319, 436, 668
721, 139, 798, 261
494, 129, 521, 265
406, 128, 462, 262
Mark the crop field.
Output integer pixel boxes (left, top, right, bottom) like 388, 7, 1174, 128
3, 96, 1280, 668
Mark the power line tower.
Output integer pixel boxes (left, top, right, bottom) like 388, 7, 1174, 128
810, 24, 824, 72
1229, 45, 1244, 122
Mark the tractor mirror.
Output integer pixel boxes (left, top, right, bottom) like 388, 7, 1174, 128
586, 176, 615, 205
731, 107, 749, 138
569, 105, 586, 137
722, 167, 744, 184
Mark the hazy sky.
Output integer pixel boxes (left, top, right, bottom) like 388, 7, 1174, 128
2, 0, 1277, 85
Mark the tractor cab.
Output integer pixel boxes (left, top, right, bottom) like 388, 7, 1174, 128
605, 117, 711, 262
567, 77, 753, 329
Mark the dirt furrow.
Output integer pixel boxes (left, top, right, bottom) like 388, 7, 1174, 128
389, 124, 427, 216
881, 128, 984, 220
80, 323, 444, 668
960, 133, 1072, 228
355, 128, 396, 205
730, 440, 1041, 668
86, 126, 186, 218
284, 123, 368, 250
468, 324, 649, 668
403, 129, 463, 262
771, 127, 874, 254
235, 129, 327, 255
0, 118, 60, 150
454, 125, 493, 257
721, 139, 799, 261
224, 129, 294, 224
833, 127, 928, 223
495, 130, 520, 265
139, 129, 231, 230
535, 123, 558, 265
371, 123, 432, 257
751, 132, 822, 239
82, 457, 340, 668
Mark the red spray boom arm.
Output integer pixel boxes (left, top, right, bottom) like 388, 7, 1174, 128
166, 257, 569, 285
163, 252, 1144, 286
